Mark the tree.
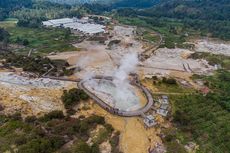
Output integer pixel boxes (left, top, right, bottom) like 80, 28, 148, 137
0, 28, 9, 50
74, 141, 91, 153
23, 39, 29, 46
61, 88, 89, 109
91, 143, 100, 153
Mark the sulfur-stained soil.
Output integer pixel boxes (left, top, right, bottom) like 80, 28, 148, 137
76, 101, 162, 153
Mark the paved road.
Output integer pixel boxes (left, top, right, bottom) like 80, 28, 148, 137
42, 76, 81, 82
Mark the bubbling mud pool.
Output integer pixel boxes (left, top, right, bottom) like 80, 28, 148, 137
83, 79, 146, 111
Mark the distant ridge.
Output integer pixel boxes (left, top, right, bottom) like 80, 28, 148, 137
46, 0, 114, 5
46, 0, 159, 8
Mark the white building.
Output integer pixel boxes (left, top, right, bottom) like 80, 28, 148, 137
42, 18, 74, 27
156, 109, 168, 117
143, 115, 157, 127
42, 18, 106, 35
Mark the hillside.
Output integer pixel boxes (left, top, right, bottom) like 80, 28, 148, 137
116, 0, 230, 40
46, 0, 159, 8
142, 0, 230, 20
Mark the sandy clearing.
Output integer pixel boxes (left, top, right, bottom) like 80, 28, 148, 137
0, 71, 76, 117
0, 82, 66, 117
76, 101, 162, 153
169, 71, 201, 90
194, 39, 230, 56
139, 48, 215, 76
47, 51, 80, 61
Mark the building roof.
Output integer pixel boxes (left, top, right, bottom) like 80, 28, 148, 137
48, 18, 73, 25
160, 104, 169, 110
144, 115, 156, 127
162, 95, 168, 99
157, 109, 168, 117
43, 18, 106, 35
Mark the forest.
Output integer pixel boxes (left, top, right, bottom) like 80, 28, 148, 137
113, 0, 230, 40
172, 70, 230, 153
1, 0, 229, 40
0, 0, 82, 27
0, 88, 121, 153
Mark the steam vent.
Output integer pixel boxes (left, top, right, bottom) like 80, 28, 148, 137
78, 75, 153, 117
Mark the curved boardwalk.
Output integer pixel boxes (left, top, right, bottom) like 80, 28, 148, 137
42, 74, 154, 117
78, 76, 154, 117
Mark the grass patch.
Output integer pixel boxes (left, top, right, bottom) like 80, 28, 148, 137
0, 20, 79, 54
116, 16, 198, 49
142, 31, 159, 42
190, 52, 230, 70
170, 71, 230, 153
0, 18, 18, 28
154, 83, 194, 93
142, 78, 194, 94
8, 27, 79, 54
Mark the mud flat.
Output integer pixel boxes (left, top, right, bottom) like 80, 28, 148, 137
194, 39, 230, 56
0, 71, 75, 117
0, 72, 73, 88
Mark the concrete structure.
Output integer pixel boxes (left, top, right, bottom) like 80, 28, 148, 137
162, 95, 169, 104
156, 108, 168, 117
143, 115, 156, 127
42, 17, 106, 35
156, 95, 169, 117
160, 104, 168, 110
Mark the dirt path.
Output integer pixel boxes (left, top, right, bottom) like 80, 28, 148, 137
169, 71, 201, 90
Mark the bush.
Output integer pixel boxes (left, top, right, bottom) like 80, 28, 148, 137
91, 143, 100, 153
25, 116, 37, 123
49, 136, 65, 149
162, 77, 177, 85
86, 115, 105, 125
104, 123, 114, 133
17, 138, 54, 153
39, 110, 64, 122
110, 131, 121, 153
74, 140, 91, 153
14, 135, 27, 145
61, 88, 89, 109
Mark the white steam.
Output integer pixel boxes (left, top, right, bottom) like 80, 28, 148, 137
114, 53, 138, 81
78, 52, 141, 111
111, 52, 139, 110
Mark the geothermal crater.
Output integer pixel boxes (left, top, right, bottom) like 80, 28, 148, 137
79, 76, 153, 116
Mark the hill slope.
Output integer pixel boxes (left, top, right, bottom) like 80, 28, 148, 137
47, 0, 159, 8
134, 0, 230, 40
143, 0, 230, 20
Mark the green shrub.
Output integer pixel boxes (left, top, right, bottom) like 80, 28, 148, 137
162, 77, 177, 85
61, 88, 89, 109
86, 115, 105, 125
74, 140, 91, 153
25, 116, 37, 123
91, 143, 100, 153
39, 110, 64, 122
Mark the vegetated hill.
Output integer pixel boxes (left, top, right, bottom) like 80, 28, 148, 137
46, 0, 160, 8
134, 0, 230, 40
0, 0, 33, 20
141, 0, 230, 20
111, 0, 160, 8
45, 0, 113, 5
